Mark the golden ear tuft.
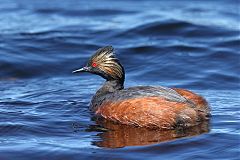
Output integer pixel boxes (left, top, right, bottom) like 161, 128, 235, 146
88, 46, 125, 83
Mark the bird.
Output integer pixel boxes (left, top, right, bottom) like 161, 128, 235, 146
73, 46, 210, 129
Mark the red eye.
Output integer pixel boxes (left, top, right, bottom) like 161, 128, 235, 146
92, 62, 97, 67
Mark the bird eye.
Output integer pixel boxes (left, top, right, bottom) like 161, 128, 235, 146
92, 62, 97, 67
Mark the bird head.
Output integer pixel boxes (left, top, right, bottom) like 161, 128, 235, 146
73, 46, 125, 85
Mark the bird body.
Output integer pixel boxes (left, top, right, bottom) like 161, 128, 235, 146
73, 46, 210, 129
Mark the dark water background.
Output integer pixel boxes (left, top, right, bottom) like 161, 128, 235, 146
0, 0, 240, 159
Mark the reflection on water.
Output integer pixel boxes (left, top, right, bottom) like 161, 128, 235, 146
89, 118, 210, 148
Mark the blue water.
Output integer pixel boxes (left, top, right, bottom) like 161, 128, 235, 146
0, 0, 240, 159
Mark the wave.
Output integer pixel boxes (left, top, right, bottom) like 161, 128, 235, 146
0, 2, 239, 90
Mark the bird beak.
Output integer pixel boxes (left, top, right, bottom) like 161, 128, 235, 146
72, 66, 90, 73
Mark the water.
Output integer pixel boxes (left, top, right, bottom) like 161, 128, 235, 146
0, 0, 239, 159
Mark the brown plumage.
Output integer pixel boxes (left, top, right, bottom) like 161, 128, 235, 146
73, 46, 210, 129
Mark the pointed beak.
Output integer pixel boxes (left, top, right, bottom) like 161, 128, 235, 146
72, 66, 90, 73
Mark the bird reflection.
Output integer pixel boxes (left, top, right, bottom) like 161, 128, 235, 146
88, 118, 210, 148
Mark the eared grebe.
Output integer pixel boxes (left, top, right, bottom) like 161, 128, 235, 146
73, 46, 210, 129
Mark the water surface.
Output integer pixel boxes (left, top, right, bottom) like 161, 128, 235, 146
0, 0, 239, 159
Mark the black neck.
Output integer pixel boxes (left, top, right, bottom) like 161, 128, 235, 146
90, 80, 123, 111
96, 80, 124, 96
